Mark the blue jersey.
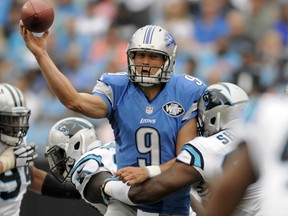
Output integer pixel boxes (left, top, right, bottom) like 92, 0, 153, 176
93, 73, 206, 215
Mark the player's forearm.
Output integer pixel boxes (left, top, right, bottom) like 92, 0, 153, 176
41, 173, 81, 199
129, 179, 168, 204
104, 178, 165, 205
28, 166, 47, 194
35, 52, 80, 109
159, 158, 175, 172
83, 171, 112, 205
28, 166, 81, 198
104, 180, 136, 205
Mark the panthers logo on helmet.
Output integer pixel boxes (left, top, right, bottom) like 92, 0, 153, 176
202, 89, 233, 111
56, 119, 93, 138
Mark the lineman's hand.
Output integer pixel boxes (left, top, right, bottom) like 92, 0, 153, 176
19, 20, 49, 56
115, 166, 149, 186
14, 144, 38, 167
0, 144, 38, 172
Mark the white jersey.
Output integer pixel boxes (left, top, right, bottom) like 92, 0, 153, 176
71, 141, 117, 213
177, 130, 263, 216
0, 142, 30, 216
177, 130, 238, 183
241, 94, 288, 216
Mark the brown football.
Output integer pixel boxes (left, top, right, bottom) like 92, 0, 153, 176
20, 0, 55, 33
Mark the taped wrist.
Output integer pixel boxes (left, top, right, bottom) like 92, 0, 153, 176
104, 180, 136, 206
0, 148, 15, 172
146, 165, 161, 178
42, 174, 81, 199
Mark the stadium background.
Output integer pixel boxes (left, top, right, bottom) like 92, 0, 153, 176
1, 0, 288, 215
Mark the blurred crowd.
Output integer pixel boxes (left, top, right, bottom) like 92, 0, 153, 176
1, 0, 288, 155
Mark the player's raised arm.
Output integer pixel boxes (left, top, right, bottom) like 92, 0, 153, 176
19, 22, 107, 118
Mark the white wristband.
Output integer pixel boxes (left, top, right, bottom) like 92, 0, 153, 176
104, 181, 136, 206
0, 148, 15, 172
146, 165, 161, 178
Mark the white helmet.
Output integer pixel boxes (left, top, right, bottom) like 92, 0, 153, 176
197, 82, 249, 137
0, 83, 30, 146
127, 25, 177, 86
45, 117, 101, 183
284, 83, 288, 98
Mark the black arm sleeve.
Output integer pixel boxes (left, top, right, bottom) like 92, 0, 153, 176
41, 174, 81, 199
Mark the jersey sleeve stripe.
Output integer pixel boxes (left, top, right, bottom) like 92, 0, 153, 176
71, 154, 102, 174
182, 144, 204, 169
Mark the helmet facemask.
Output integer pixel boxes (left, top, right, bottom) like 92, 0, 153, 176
127, 50, 172, 87
0, 107, 30, 146
45, 145, 75, 183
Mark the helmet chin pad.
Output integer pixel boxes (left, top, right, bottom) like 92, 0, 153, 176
0, 134, 23, 146
138, 82, 154, 87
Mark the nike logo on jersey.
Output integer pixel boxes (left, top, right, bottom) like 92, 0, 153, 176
163, 102, 184, 117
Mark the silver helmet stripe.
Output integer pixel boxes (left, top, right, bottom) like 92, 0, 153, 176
2, 84, 23, 107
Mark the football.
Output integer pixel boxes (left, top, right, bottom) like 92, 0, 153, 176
20, 0, 55, 33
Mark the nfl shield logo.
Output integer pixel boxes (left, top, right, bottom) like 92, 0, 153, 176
146, 106, 153, 115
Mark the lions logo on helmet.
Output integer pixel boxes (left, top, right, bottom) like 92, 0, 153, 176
164, 32, 176, 48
